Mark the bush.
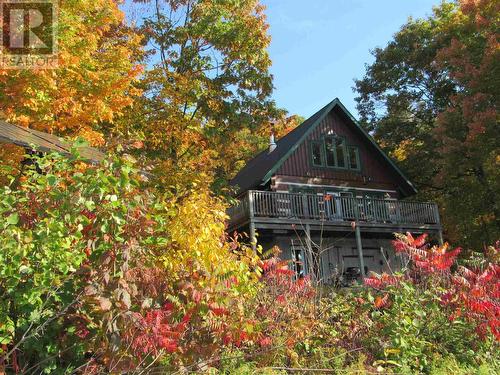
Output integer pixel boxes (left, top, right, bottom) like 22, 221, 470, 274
0, 149, 260, 373
223, 235, 499, 374
361, 234, 499, 372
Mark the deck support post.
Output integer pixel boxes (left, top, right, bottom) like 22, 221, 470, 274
435, 204, 444, 246
248, 191, 257, 252
355, 223, 366, 279
249, 220, 257, 252
437, 229, 444, 246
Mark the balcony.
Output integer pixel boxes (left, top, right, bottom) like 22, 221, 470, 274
228, 190, 442, 233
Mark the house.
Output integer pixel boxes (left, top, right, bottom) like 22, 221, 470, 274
0, 120, 105, 163
227, 98, 442, 284
0, 121, 156, 179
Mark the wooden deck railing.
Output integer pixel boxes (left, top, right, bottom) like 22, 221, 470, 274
228, 190, 441, 228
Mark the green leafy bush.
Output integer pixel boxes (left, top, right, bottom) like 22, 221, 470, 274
361, 234, 499, 372
0, 149, 260, 373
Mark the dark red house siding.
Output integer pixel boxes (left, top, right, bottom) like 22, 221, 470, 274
273, 108, 405, 196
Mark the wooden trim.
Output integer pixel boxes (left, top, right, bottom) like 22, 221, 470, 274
252, 219, 441, 233
276, 181, 397, 194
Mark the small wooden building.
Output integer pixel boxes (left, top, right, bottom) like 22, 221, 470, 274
228, 98, 442, 283
0, 120, 104, 163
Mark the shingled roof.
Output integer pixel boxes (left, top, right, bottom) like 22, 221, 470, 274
230, 98, 417, 197
0, 120, 105, 163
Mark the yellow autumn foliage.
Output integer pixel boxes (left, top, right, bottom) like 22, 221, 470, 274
160, 183, 259, 286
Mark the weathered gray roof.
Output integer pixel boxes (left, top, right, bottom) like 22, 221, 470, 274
230, 98, 417, 197
0, 120, 105, 163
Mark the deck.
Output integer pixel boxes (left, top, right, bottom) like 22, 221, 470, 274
228, 190, 442, 234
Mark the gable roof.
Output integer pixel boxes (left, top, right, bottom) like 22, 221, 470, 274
0, 120, 105, 163
230, 98, 417, 197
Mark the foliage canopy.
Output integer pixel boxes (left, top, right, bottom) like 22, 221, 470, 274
354, 0, 499, 248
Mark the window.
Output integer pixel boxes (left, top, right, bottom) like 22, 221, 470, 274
325, 137, 336, 167
335, 138, 347, 168
310, 137, 361, 171
324, 136, 347, 168
348, 146, 360, 170
311, 141, 323, 166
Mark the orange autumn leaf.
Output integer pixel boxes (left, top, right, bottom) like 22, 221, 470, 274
374, 294, 389, 309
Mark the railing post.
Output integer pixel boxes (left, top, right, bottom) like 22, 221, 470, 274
302, 194, 309, 219
437, 230, 444, 246
354, 197, 360, 221
395, 201, 402, 224
433, 203, 440, 225
248, 191, 257, 252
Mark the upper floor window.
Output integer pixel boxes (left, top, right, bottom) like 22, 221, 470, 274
335, 138, 346, 168
348, 146, 360, 170
310, 136, 361, 171
311, 141, 323, 166
325, 136, 347, 168
325, 137, 336, 167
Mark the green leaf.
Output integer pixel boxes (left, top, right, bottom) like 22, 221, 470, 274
6, 213, 19, 225
47, 175, 57, 186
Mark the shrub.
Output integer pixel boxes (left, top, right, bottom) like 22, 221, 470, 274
0, 149, 260, 373
362, 234, 499, 372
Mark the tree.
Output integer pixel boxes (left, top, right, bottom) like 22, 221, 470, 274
117, 0, 281, 187
0, 0, 143, 146
433, 0, 499, 247
354, 0, 499, 248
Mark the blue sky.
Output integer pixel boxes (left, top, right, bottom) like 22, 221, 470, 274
262, 0, 441, 118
